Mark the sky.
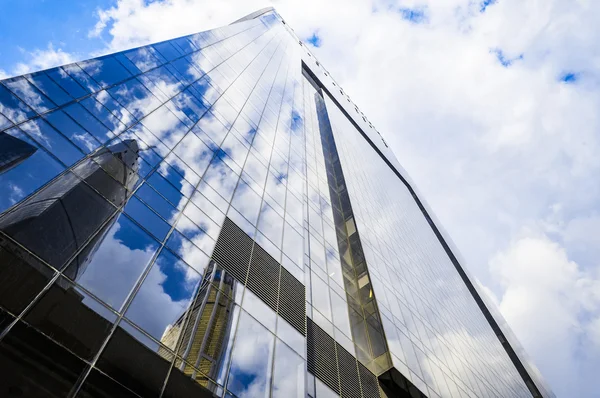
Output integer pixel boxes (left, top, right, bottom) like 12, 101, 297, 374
1, 0, 599, 396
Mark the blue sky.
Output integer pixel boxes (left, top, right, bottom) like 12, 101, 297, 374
0, 1, 110, 74
2, 1, 600, 397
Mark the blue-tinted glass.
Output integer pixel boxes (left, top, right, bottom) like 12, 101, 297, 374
3, 76, 57, 113
27, 72, 73, 106
169, 56, 202, 85
80, 96, 126, 136
123, 47, 164, 73
114, 53, 143, 76
108, 77, 161, 121
272, 339, 305, 398
0, 112, 12, 131
79, 55, 134, 89
157, 162, 194, 198
91, 90, 135, 127
172, 88, 209, 123
63, 64, 101, 93
140, 107, 189, 149
44, 108, 100, 153
46, 67, 89, 99
74, 214, 160, 310
227, 311, 275, 398
147, 171, 184, 207
138, 65, 179, 102
174, 213, 216, 255
0, 127, 65, 213
153, 42, 183, 61
63, 102, 113, 143
0, 83, 36, 123
172, 37, 198, 55
19, 118, 84, 166
165, 229, 210, 274
124, 196, 171, 241
125, 248, 201, 341
135, 183, 178, 222
202, 157, 240, 202
182, 200, 222, 240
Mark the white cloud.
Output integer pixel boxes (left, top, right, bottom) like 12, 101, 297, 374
490, 230, 600, 397
10, 43, 77, 76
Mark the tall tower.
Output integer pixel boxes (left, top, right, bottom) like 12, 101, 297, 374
0, 8, 553, 398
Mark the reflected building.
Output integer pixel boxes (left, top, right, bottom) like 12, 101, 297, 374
0, 131, 37, 175
0, 7, 553, 398
0, 139, 139, 282
160, 261, 236, 388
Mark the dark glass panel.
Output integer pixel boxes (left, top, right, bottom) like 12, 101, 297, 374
78, 368, 141, 398
23, 276, 117, 360
95, 320, 172, 397
0, 236, 57, 315
162, 365, 218, 398
0, 166, 120, 274
0, 319, 86, 397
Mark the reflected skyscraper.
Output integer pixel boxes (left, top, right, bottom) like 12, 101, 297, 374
0, 131, 37, 174
0, 139, 139, 281
159, 261, 236, 388
0, 7, 553, 398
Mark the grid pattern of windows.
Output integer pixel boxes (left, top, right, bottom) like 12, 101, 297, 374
0, 6, 551, 398
323, 91, 534, 398
0, 12, 308, 398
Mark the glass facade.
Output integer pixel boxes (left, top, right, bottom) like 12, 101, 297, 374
0, 7, 552, 398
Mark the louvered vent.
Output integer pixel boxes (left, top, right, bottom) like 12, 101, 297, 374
358, 362, 380, 398
307, 318, 340, 395
247, 244, 280, 311
278, 267, 306, 335
336, 343, 362, 398
211, 218, 251, 283
211, 217, 306, 336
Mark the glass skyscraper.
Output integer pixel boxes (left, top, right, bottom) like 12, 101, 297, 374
0, 7, 553, 398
